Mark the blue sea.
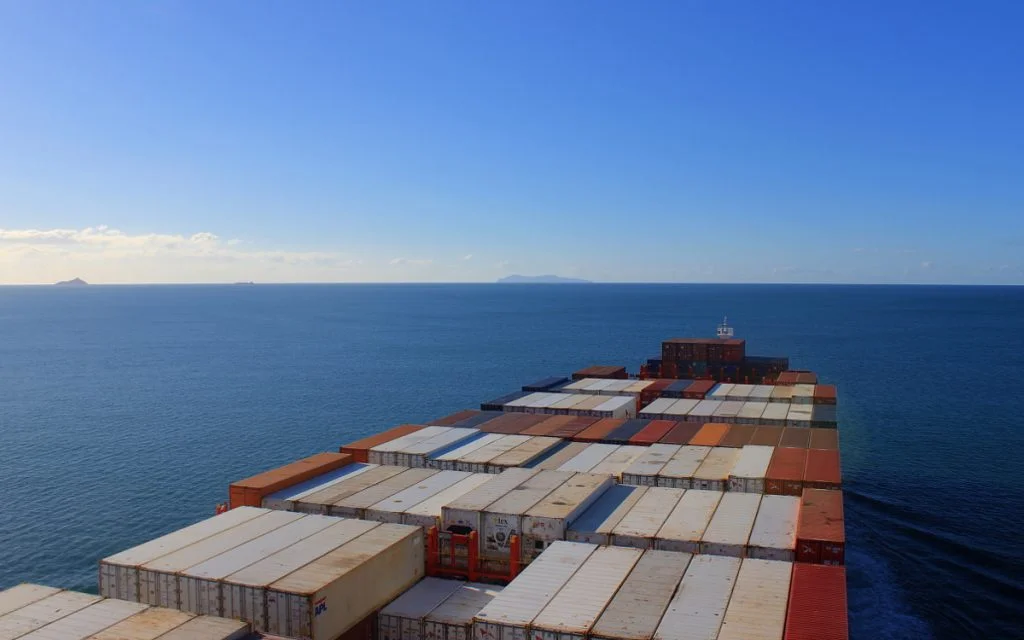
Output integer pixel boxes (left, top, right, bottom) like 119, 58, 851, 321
1, 284, 1021, 639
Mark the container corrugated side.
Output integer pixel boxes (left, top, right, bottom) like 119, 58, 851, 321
531, 442, 590, 471
592, 395, 636, 419
588, 446, 647, 479
15, 598, 148, 639
727, 445, 774, 493
424, 582, 503, 640
442, 468, 539, 533
566, 485, 648, 545
621, 444, 681, 486
663, 398, 699, 419
178, 514, 340, 616
790, 384, 816, 404
784, 564, 848, 640
266, 523, 425, 640
138, 510, 306, 609
656, 446, 711, 488
296, 466, 408, 514
262, 464, 377, 511
403, 474, 494, 531
691, 447, 741, 491
654, 489, 722, 554
398, 430, 483, 468
366, 471, 473, 524
589, 549, 691, 640
220, 519, 381, 630
455, 436, 533, 473
430, 435, 507, 471
531, 546, 643, 640
557, 444, 620, 473
747, 495, 799, 561
481, 471, 573, 563
0, 591, 103, 638
700, 492, 762, 557
716, 559, 792, 640
785, 404, 814, 428
331, 469, 441, 518
378, 578, 465, 640
472, 541, 596, 640
652, 555, 741, 640
370, 428, 453, 466
522, 473, 614, 561
611, 487, 684, 549
638, 397, 676, 419
686, 399, 722, 420
99, 507, 267, 602
87, 607, 195, 640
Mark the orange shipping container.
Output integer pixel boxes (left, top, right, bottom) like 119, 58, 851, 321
573, 418, 626, 443
784, 564, 848, 640
808, 429, 839, 450
229, 452, 353, 509
796, 488, 845, 565
779, 427, 810, 448
688, 422, 729, 447
765, 447, 807, 496
340, 424, 425, 462
659, 422, 702, 445
548, 416, 599, 439
812, 384, 837, 405
717, 424, 755, 448
749, 426, 784, 447
629, 420, 677, 445
804, 449, 842, 489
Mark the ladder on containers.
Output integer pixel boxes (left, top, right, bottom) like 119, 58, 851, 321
717, 316, 734, 339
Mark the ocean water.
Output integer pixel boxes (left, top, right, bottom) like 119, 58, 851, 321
0, 284, 1021, 639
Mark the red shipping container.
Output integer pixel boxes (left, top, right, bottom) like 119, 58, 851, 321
813, 384, 837, 404
573, 418, 626, 443
765, 447, 807, 496
629, 419, 678, 445
658, 422, 702, 445
340, 424, 424, 462
688, 422, 730, 447
475, 413, 527, 434
717, 424, 755, 448
785, 564, 848, 640
230, 452, 353, 509
749, 426, 784, 447
779, 427, 811, 448
808, 428, 839, 450
682, 380, 715, 399
804, 449, 842, 489
775, 371, 799, 386
548, 416, 599, 439
431, 409, 480, 426
797, 488, 845, 565
521, 415, 575, 436
795, 372, 818, 385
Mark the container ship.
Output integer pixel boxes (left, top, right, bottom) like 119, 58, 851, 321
1, 321, 846, 640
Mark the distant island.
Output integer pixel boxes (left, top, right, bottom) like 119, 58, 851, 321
497, 275, 592, 284
54, 277, 88, 286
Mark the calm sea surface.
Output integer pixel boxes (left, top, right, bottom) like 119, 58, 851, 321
1, 284, 1021, 639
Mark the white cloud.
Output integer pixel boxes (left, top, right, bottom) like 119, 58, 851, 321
462, 254, 473, 261
389, 257, 433, 266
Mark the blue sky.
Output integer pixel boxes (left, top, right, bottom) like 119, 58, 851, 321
1, 1, 1022, 284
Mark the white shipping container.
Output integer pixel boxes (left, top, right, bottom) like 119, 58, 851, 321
297, 466, 409, 515
582, 379, 615, 393
481, 471, 572, 561
611, 488, 684, 549
16, 599, 147, 640
99, 507, 267, 602
637, 397, 676, 419
700, 492, 762, 557
571, 396, 611, 412
531, 546, 643, 640
0, 591, 101, 638
566, 485, 648, 546
601, 380, 635, 394
178, 514, 339, 616
712, 400, 744, 421
431, 434, 507, 471
403, 474, 494, 531
367, 471, 473, 524
456, 436, 532, 473
654, 490, 723, 554
748, 385, 774, 400
561, 379, 595, 391
266, 523, 425, 640
0, 584, 61, 617
261, 463, 376, 511
728, 445, 775, 493
727, 384, 755, 400
139, 510, 306, 609
791, 384, 816, 404
747, 495, 800, 562
549, 394, 590, 410
151, 615, 251, 640
557, 444, 619, 473
663, 399, 699, 417
593, 396, 636, 419
472, 542, 596, 640
590, 550, 692, 640
687, 399, 721, 419
759, 402, 790, 425
736, 402, 768, 424
588, 446, 646, 478
370, 428, 453, 465
521, 473, 613, 561
442, 469, 539, 533
652, 555, 741, 640
423, 583, 503, 640
331, 469, 440, 518
503, 393, 547, 408
399, 430, 482, 468
532, 442, 589, 471
709, 383, 734, 399
486, 437, 561, 471
379, 578, 465, 640
622, 380, 653, 394
620, 444, 681, 486
769, 386, 793, 403
221, 519, 381, 630
691, 447, 741, 491
786, 404, 814, 427
716, 559, 792, 640
88, 607, 194, 640
656, 446, 711, 489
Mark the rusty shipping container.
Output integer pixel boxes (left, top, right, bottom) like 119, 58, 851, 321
796, 489, 845, 565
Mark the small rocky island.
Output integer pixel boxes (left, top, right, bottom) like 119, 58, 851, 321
54, 277, 88, 286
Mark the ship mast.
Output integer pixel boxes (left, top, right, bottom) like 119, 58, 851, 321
717, 316, 734, 339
